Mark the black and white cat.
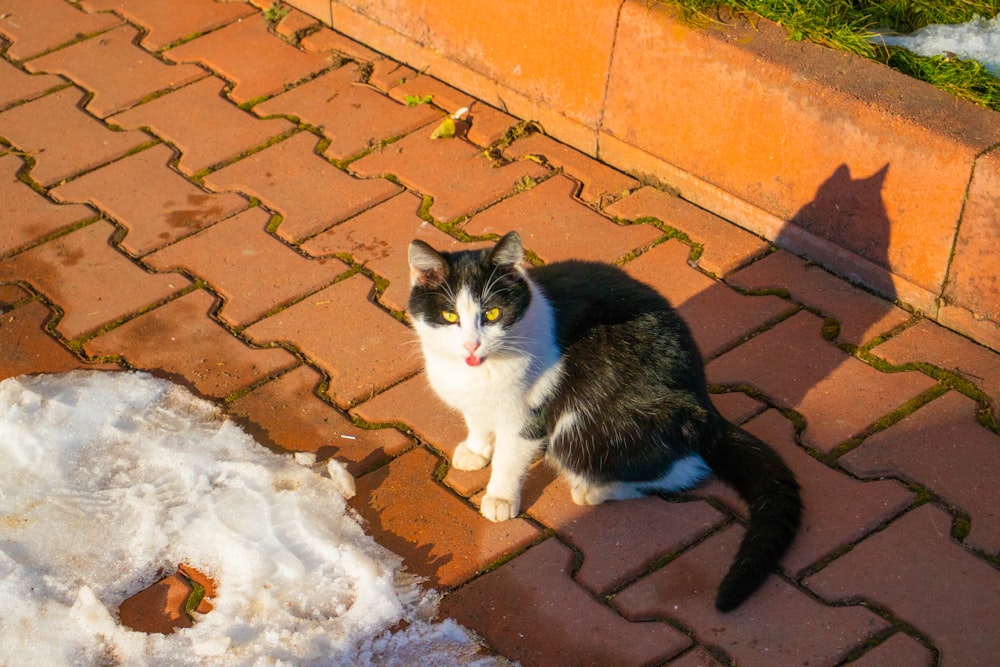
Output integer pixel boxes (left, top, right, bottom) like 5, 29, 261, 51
407, 231, 801, 611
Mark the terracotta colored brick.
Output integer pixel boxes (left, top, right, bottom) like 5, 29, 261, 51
1, 154, 94, 255
27, 25, 206, 119
841, 391, 1000, 554
523, 469, 726, 594
871, 318, 1000, 424
348, 372, 490, 496
710, 391, 766, 425
606, 186, 768, 277
805, 504, 1000, 666
708, 310, 937, 452
203, 132, 400, 242
441, 537, 693, 666
728, 250, 911, 348
603, 2, 981, 302
78, 0, 256, 51
243, 274, 420, 407
940, 151, 1000, 351
0, 221, 187, 339
274, 7, 321, 40
49, 144, 248, 256
0, 87, 149, 187
118, 571, 198, 634
83, 289, 297, 399
738, 409, 914, 576
350, 447, 540, 587
350, 128, 548, 223
282, 0, 331, 25
666, 647, 727, 667
253, 65, 439, 162
387, 73, 472, 118
145, 207, 346, 327
366, 58, 416, 93
164, 16, 336, 104
625, 240, 793, 358
0, 299, 111, 381
464, 174, 661, 263
848, 633, 934, 667
300, 193, 462, 312
0, 0, 120, 61
506, 132, 639, 205
0, 58, 63, 109
614, 525, 889, 667
299, 26, 379, 61
226, 364, 412, 475
109, 76, 295, 176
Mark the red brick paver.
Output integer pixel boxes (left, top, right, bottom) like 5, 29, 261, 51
5, 3, 999, 665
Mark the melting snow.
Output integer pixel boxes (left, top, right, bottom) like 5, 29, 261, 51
0, 370, 498, 666
874, 14, 1000, 76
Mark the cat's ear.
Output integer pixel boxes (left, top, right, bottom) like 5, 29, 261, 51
488, 231, 524, 268
408, 239, 449, 287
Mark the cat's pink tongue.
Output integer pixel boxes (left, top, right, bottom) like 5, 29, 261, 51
465, 355, 482, 367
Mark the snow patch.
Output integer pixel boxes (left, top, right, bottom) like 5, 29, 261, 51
0, 370, 499, 666
874, 14, 1000, 76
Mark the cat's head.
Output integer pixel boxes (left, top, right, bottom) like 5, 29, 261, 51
407, 231, 531, 367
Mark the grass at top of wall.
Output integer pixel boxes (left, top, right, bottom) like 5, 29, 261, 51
662, 0, 1000, 112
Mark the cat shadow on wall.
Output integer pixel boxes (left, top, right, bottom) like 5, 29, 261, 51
692, 162, 899, 450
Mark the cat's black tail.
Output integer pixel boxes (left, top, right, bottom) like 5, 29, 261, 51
700, 418, 802, 612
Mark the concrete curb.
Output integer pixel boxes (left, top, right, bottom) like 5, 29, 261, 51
287, 0, 1000, 351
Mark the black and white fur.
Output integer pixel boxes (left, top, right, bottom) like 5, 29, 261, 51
407, 231, 801, 612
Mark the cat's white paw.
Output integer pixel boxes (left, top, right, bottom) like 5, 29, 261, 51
571, 481, 611, 506
452, 442, 490, 471
481, 494, 519, 522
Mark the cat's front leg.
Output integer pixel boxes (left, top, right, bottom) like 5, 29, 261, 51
480, 432, 543, 522
451, 421, 494, 471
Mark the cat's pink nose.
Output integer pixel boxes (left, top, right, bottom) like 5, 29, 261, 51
463, 341, 480, 354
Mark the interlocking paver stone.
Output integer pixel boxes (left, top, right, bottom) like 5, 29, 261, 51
254, 65, 440, 162
145, 207, 346, 327
607, 186, 769, 277
0, 86, 150, 187
350, 127, 548, 223
79, 0, 257, 51
848, 632, 934, 667
707, 310, 938, 452
350, 447, 540, 587
841, 390, 1000, 555
204, 131, 400, 242
0, 298, 109, 381
613, 525, 890, 667
243, 274, 420, 408
506, 131, 640, 205
164, 15, 335, 104
740, 409, 914, 575
83, 289, 297, 398
0, 0, 120, 61
463, 174, 661, 263
0, 220, 187, 339
1, 154, 94, 255
226, 364, 412, 475
27, 25, 206, 119
49, 144, 248, 256
300, 192, 462, 312
109, 76, 295, 176
299, 26, 380, 62
871, 318, 1000, 423
625, 240, 793, 357
727, 249, 911, 347
0, 58, 63, 110
805, 503, 1000, 666
440, 537, 693, 667
523, 472, 726, 594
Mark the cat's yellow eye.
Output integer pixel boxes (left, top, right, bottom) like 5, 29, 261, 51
441, 310, 459, 323
484, 307, 501, 322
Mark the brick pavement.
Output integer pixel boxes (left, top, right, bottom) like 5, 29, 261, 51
1, 2, 998, 665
